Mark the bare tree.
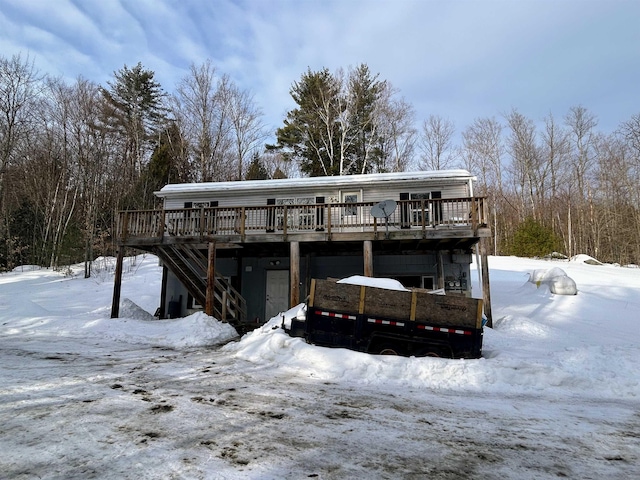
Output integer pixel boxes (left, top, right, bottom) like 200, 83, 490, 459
540, 113, 572, 252
505, 109, 540, 219
564, 105, 598, 257
262, 149, 299, 179
565, 105, 598, 197
419, 115, 456, 170
0, 54, 42, 268
70, 78, 112, 277
462, 117, 505, 253
227, 84, 266, 180
462, 117, 504, 195
375, 91, 416, 173
541, 113, 571, 201
172, 61, 235, 182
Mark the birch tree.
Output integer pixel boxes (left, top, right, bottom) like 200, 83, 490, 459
419, 115, 456, 170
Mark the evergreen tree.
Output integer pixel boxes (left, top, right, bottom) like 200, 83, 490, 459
346, 64, 386, 174
508, 217, 562, 258
272, 166, 287, 179
271, 64, 407, 176
100, 62, 167, 184
245, 152, 269, 180
271, 68, 342, 176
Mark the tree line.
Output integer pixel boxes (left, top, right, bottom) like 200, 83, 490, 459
1, 53, 639, 273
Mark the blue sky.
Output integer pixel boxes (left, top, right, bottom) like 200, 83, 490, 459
1, 0, 638, 141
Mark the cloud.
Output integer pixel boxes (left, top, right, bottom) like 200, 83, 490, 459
1, 0, 639, 139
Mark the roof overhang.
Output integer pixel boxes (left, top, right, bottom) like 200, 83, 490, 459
155, 170, 476, 199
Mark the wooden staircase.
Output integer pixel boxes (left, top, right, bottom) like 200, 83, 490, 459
153, 244, 247, 327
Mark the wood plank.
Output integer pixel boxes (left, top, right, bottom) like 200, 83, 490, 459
480, 237, 493, 327
362, 287, 412, 318
311, 279, 363, 315
413, 293, 481, 328
363, 240, 373, 277
311, 278, 482, 328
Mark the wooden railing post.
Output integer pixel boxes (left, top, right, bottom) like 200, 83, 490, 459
283, 205, 288, 236
199, 207, 205, 237
221, 290, 228, 321
471, 198, 478, 232
122, 211, 130, 242
290, 241, 300, 307
206, 242, 216, 318
240, 207, 246, 240
157, 209, 165, 237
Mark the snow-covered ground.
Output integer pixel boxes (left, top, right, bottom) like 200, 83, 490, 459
1, 254, 639, 479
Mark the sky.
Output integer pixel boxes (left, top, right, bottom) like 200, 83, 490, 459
1, 253, 639, 477
1, 0, 639, 142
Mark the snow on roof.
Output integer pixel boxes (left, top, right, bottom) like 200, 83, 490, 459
156, 169, 474, 197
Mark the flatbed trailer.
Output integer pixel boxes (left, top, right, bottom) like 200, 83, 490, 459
288, 278, 484, 358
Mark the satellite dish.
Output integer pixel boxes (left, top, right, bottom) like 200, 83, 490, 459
370, 200, 397, 238
370, 199, 397, 219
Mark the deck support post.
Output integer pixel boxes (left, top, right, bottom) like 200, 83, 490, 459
363, 240, 373, 277
290, 241, 300, 307
479, 237, 493, 328
436, 250, 445, 290
159, 265, 168, 319
206, 242, 216, 317
110, 247, 125, 318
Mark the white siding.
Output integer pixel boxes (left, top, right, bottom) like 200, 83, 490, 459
161, 174, 473, 209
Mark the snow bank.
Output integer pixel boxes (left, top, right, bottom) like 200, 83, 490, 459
83, 312, 239, 348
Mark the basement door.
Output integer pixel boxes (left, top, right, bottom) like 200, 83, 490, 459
265, 270, 289, 321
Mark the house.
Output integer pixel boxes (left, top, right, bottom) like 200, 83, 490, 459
111, 169, 492, 331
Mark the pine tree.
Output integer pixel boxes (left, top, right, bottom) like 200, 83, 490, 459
271, 68, 342, 176
245, 152, 269, 180
100, 62, 167, 185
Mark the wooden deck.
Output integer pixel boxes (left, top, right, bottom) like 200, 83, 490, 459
116, 197, 490, 246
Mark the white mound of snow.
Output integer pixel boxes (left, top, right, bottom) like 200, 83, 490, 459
99, 311, 239, 347
571, 254, 603, 265
119, 298, 157, 321
337, 275, 410, 291
529, 267, 566, 283
528, 267, 577, 295
548, 274, 577, 295
11, 265, 42, 272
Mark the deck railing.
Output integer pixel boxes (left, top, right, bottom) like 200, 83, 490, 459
117, 197, 488, 241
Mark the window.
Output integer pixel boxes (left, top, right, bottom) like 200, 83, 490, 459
276, 197, 314, 230
343, 193, 359, 216
410, 193, 430, 225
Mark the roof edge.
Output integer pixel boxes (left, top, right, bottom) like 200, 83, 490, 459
155, 169, 476, 198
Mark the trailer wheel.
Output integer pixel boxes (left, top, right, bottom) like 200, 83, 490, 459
379, 347, 399, 355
